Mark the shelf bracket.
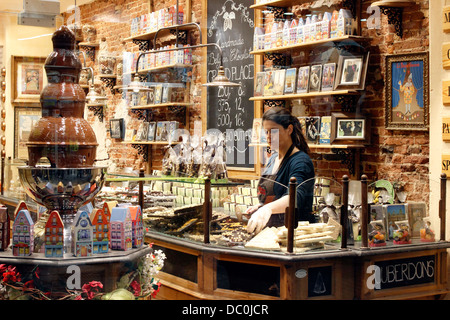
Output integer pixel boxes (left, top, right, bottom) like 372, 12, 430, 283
266, 6, 285, 21
264, 52, 288, 67
87, 105, 104, 122
131, 144, 149, 162
264, 100, 286, 110
132, 39, 151, 51
100, 76, 117, 92
169, 30, 188, 45
130, 109, 148, 121
79, 45, 96, 60
331, 148, 356, 176
378, 6, 404, 38
335, 95, 358, 113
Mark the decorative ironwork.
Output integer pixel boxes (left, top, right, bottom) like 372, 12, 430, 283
335, 95, 358, 113
169, 30, 188, 45
132, 39, 150, 51
168, 105, 187, 119
342, 0, 356, 17
264, 52, 287, 67
379, 6, 404, 38
87, 105, 104, 122
79, 45, 96, 60
331, 148, 356, 175
131, 144, 149, 162
264, 100, 286, 109
100, 76, 116, 91
266, 6, 285, 21
130, 109, 147, 121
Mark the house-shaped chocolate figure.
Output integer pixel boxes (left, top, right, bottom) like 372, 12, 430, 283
90, 208, 109, 254
71, 211, 93, 257
0, 205, 10, 251
128, 205, 144, 248
12, 209, 34, 256
44, 210, 64, 257
110, 207, 132, 251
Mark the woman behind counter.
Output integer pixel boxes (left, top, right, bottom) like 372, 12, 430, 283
246, 107, 315, 234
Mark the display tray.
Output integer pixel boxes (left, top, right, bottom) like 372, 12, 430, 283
0, 245, 152, 267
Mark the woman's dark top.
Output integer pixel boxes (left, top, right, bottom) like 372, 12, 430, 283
263, 150, 315, 223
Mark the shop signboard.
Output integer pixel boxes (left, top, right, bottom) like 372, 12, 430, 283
442, 42, 450, 69
442, 154, 450, 176
443, 118, 450, 141
443, 6, 450, 33
442, 80, 450, 105
206, 0, 255, 170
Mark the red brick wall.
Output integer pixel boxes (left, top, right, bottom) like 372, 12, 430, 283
68, 0, 430, 204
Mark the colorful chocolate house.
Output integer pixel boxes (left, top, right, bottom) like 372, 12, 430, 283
12, 209, 34, 256
110, 207, 132, 251
71, 211, 93, 257
0, 205, 10, 251
90, 208, 109, 254
44, 210, 64, 257
128, 205, 144, 248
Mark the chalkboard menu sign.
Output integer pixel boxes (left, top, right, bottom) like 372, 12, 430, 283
206, 0, 255, 169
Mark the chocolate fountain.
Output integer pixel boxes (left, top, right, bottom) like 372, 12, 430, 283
18, 26, 107, 253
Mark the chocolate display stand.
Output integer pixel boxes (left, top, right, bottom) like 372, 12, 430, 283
17, 26, 107, 253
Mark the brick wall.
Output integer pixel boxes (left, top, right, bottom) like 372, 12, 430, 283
68, 0, 430, 204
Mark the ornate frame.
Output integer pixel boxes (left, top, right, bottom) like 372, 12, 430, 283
385, 52, 429, 131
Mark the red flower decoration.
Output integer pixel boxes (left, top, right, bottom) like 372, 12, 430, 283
81, 281, 104, 300
130, 280, 141, 297
2, 265, 21, 284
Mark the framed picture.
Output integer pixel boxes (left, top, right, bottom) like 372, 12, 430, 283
330, 112, 370, 145
305, 116, 321, 143
384, 204, 408, 240
154, 84, 163, 104
251, 118, 263, 144
321, 63, 336, 92
309, 65, 322, 92
155, 121, 169, 141
334, 53, 369, 90
407, 202, 427, 238
297, 66, 310, 93
273, 69, 286, 95
263, 70, 275, 96
125, 128, 136, 142
147, 86, 155, 105
11, 56, 46, 104
385, 52, 429, 131
147, 122, 156, 141
110, 118, 124, 139
161, 85, 169, 103
14, 107, 41, 161
319, 116, 331, 144
284, 68, 297, 94
168, 121, 179, 143
254, 72, 265, 96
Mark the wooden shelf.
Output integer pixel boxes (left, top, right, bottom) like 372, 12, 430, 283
250, 90, 359, 101
124, 24, 198, 42
123, 141, 180, 145
250, 0, 309, 9
130, 102, 192, 110
371, 0, 414, 7
249, 143, 364, 149
136, 64, 193, 74
78, 42, 99, 47
250, 36, 370, 55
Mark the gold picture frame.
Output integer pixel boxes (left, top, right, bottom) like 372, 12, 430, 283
11, 56, 46, 104
14, 107, 41, 161
385, 52, 429, 131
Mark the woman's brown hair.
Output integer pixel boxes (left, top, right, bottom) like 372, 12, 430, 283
262, 107, 310, 154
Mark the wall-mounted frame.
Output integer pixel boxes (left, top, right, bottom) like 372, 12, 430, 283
14, 107, 41, 161
331, 112, 371, 145
11, 56, 46, 104
385, 52, 429, 131
334, 53, 369, 91
110, 118, 124, 139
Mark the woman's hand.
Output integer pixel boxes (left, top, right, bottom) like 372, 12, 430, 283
246, 206, 272, 234
245, 204, 262, 216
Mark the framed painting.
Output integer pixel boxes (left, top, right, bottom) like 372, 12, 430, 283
14, 107, 41, 161
110, 118, 124, 139
330, 112, 371, 145
385, 52, 429, 131
11, 56, 46, 104
334, 53, 369, 91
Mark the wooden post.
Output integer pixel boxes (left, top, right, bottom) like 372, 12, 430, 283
203, 178, 211, 244
1, 150, 5, 196
138, 167, 145, 210
360, 175, 368, 248
286, 177, 297, 253
440, 173, 447, 242
341, 175, 349, 249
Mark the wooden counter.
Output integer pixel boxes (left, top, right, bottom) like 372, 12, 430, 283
145, 232, 450, 300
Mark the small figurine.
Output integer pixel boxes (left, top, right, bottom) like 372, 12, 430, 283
420, 217, 435, 242
71, 211, 94, 257
12, 209, 35, 256
393, 220, 412, 245
90, 208, 109, 254
44, 210, 64, 257
368, 220, 386, 247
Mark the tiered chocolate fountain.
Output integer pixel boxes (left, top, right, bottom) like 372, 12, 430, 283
18, 26, 107, 253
